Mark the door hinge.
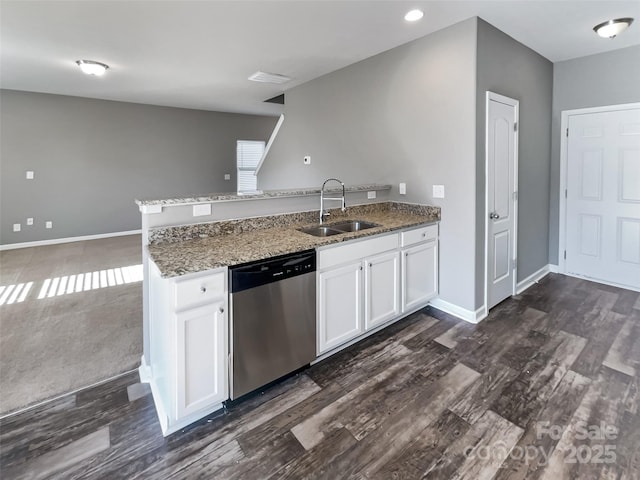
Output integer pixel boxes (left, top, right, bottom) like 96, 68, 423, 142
564, 250, 567, 260
513, 191, 518, 201
514, 122, 518, 132
566, 128, 569, 137
512, 258, 517, 270
565, 189, 568, 199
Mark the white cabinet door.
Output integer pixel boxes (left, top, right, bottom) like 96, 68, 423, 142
364, 251, 400, 331
318, 262, 363, 354
175, 300, 227, 419
402, 241, 437, 313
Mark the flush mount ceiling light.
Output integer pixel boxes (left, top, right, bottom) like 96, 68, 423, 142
248, 71, 291, 84
404, 9, 424, 22
75, 60, 109, 76
593, 17, 634, 38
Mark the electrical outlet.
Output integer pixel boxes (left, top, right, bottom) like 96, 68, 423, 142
13, 223, 21, 232
27, 218, 34, 226
433, 185, 445, 198
399, 183, 407, 195
367, 191, 376, 199
303, 155, 311, 165
224, 173, 231, 180
26, 171, 34, 180
45, 221, 52, 229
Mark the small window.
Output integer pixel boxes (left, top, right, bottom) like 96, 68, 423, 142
236, 140, 264, 193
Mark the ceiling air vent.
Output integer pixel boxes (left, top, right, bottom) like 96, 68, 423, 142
248, 71, 291, 84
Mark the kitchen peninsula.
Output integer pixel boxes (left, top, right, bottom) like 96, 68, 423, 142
136, 185, 441, 435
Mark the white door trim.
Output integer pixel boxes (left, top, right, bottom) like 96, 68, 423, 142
558, 102, 640, 275
484, 91, 519, 312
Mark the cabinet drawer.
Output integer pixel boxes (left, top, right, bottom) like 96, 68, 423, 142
174, 271, 226, 311
319, 233, 399, 270
401, 224, 437, 247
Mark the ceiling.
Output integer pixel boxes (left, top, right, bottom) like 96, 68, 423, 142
1, 1, 639, 116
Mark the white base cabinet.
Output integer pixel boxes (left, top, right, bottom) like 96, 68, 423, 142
365, 250, 400, 330
148, 262, 228, 436
401, 224, 438, 313
401, 242, 437, 313
175, 301, 227, 419
318, 262, 363, 353
317, 224, 436, 357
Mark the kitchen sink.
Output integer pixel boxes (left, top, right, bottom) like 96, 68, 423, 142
330, 220, 380, 232
299, 220, 380, 237
298, 226, 344, 237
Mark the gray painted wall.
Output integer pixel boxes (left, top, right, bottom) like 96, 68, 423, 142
0, 90, 277, 244
549, 45, 640, 264
475, 19, 553, 307
260, 18, 479, 311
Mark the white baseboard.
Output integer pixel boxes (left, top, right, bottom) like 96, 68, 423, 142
138, 356, 152, 383
548, 264, 560, 273
516, 264, 552, 294
148, 376, 169, 434
429, 298, 487, 324
0, 229, 142, 251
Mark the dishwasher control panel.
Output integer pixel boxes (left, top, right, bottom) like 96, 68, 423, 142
230, 249, 316, 293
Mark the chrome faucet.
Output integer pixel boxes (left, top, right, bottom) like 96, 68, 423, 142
320, 178, 346, 224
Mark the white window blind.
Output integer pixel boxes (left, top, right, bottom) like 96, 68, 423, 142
237, 140, 264, 193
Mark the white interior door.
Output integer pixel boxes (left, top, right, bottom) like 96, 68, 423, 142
565, 107, 640, 290
486, 92, 518, 309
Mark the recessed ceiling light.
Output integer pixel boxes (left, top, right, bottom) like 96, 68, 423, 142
248, 71, 291, 84
404, 9, 424, 22
593, 17, 634, 38
76, 60, 109, 76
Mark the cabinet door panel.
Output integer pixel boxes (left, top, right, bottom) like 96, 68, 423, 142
402, 241, 437, 312
176, 301, 227, 419
318, 262, 363, 354
365, 251, 400, 330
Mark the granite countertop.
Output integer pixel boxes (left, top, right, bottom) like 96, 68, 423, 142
148, 203, 439, 278
136, 183, 392, 207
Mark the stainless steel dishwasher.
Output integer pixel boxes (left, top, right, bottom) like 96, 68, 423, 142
229, 250, 316, 400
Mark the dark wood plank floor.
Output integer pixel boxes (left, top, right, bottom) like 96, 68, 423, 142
1, 273, 639, 479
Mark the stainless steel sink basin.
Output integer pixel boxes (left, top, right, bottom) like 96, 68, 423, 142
298, 226, 344, 237
330, 220, 380, 232
298, 220, 380, 237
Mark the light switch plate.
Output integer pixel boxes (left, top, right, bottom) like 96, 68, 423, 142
399, 183, 407, 195
224, 174, 231, 180
367, 191, 376, 199
27, 218, 34, 226
45, 221, 52, 229
26, 171, 34, 180
193, 204, 212, 217
433, 185, 445, 198
13, 223, 21, 232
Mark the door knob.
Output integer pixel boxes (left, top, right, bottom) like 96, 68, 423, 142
489, 212, 500, 219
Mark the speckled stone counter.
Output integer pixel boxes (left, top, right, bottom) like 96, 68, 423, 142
147, 202, 440, 278
136, 183, 392, 207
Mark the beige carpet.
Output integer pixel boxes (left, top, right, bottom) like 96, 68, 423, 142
0, 235, 143, 415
